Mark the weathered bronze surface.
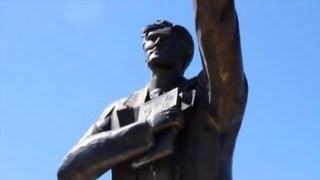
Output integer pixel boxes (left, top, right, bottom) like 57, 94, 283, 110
58, 0, 248, 179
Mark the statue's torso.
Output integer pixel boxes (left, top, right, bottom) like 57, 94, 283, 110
111, 76, 241, 180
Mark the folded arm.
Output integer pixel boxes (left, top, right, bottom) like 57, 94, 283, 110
57, 103, 184, 180
57, 103, 155, 180
57, 121, 154, 180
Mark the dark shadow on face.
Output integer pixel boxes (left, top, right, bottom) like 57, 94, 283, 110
143, 27, 189, 74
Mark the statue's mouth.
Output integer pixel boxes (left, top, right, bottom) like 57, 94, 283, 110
147, 46, 162, 56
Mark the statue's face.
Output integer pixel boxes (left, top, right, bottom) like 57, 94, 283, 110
143, 27, 186, 72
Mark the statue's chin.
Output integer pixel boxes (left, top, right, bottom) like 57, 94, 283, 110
147, 61, 176, 72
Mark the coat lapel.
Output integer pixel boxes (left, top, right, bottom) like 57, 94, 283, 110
124, 85, 149, 108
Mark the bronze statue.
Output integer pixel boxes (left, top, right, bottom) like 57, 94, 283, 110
58, 0, 248, 179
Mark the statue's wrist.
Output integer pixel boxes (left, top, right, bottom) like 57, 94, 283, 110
146, 110, 184, 133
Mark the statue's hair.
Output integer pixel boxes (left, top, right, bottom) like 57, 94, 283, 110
142, 20, 194, 71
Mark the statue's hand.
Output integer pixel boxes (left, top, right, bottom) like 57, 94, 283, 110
132, 109, 182, 169
147, 107, 184, 133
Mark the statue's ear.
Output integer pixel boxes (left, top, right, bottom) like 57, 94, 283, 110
172, 25, 194, 71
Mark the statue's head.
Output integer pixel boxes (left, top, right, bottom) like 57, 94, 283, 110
142, 20, 194, 75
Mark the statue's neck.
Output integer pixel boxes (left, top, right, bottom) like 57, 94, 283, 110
148, 73, 185, 93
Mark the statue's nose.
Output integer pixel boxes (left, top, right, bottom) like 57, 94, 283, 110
153, 37, 162, 46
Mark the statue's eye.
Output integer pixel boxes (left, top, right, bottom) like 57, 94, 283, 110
147, 34, 158, 41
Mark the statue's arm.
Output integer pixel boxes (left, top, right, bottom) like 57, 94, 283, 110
194, 0, 248, 130
57, 103, 183, 180
57, 107, 154, 180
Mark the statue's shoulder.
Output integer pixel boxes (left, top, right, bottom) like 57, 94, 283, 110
100, 87, 148, 117
179, 73, 205, 91
96, 100, 119, 121
123, 87, 148, 108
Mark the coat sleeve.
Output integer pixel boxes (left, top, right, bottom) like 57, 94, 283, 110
57, 102, 154, 180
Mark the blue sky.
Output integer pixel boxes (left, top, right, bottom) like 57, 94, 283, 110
1, 1, 319, 180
